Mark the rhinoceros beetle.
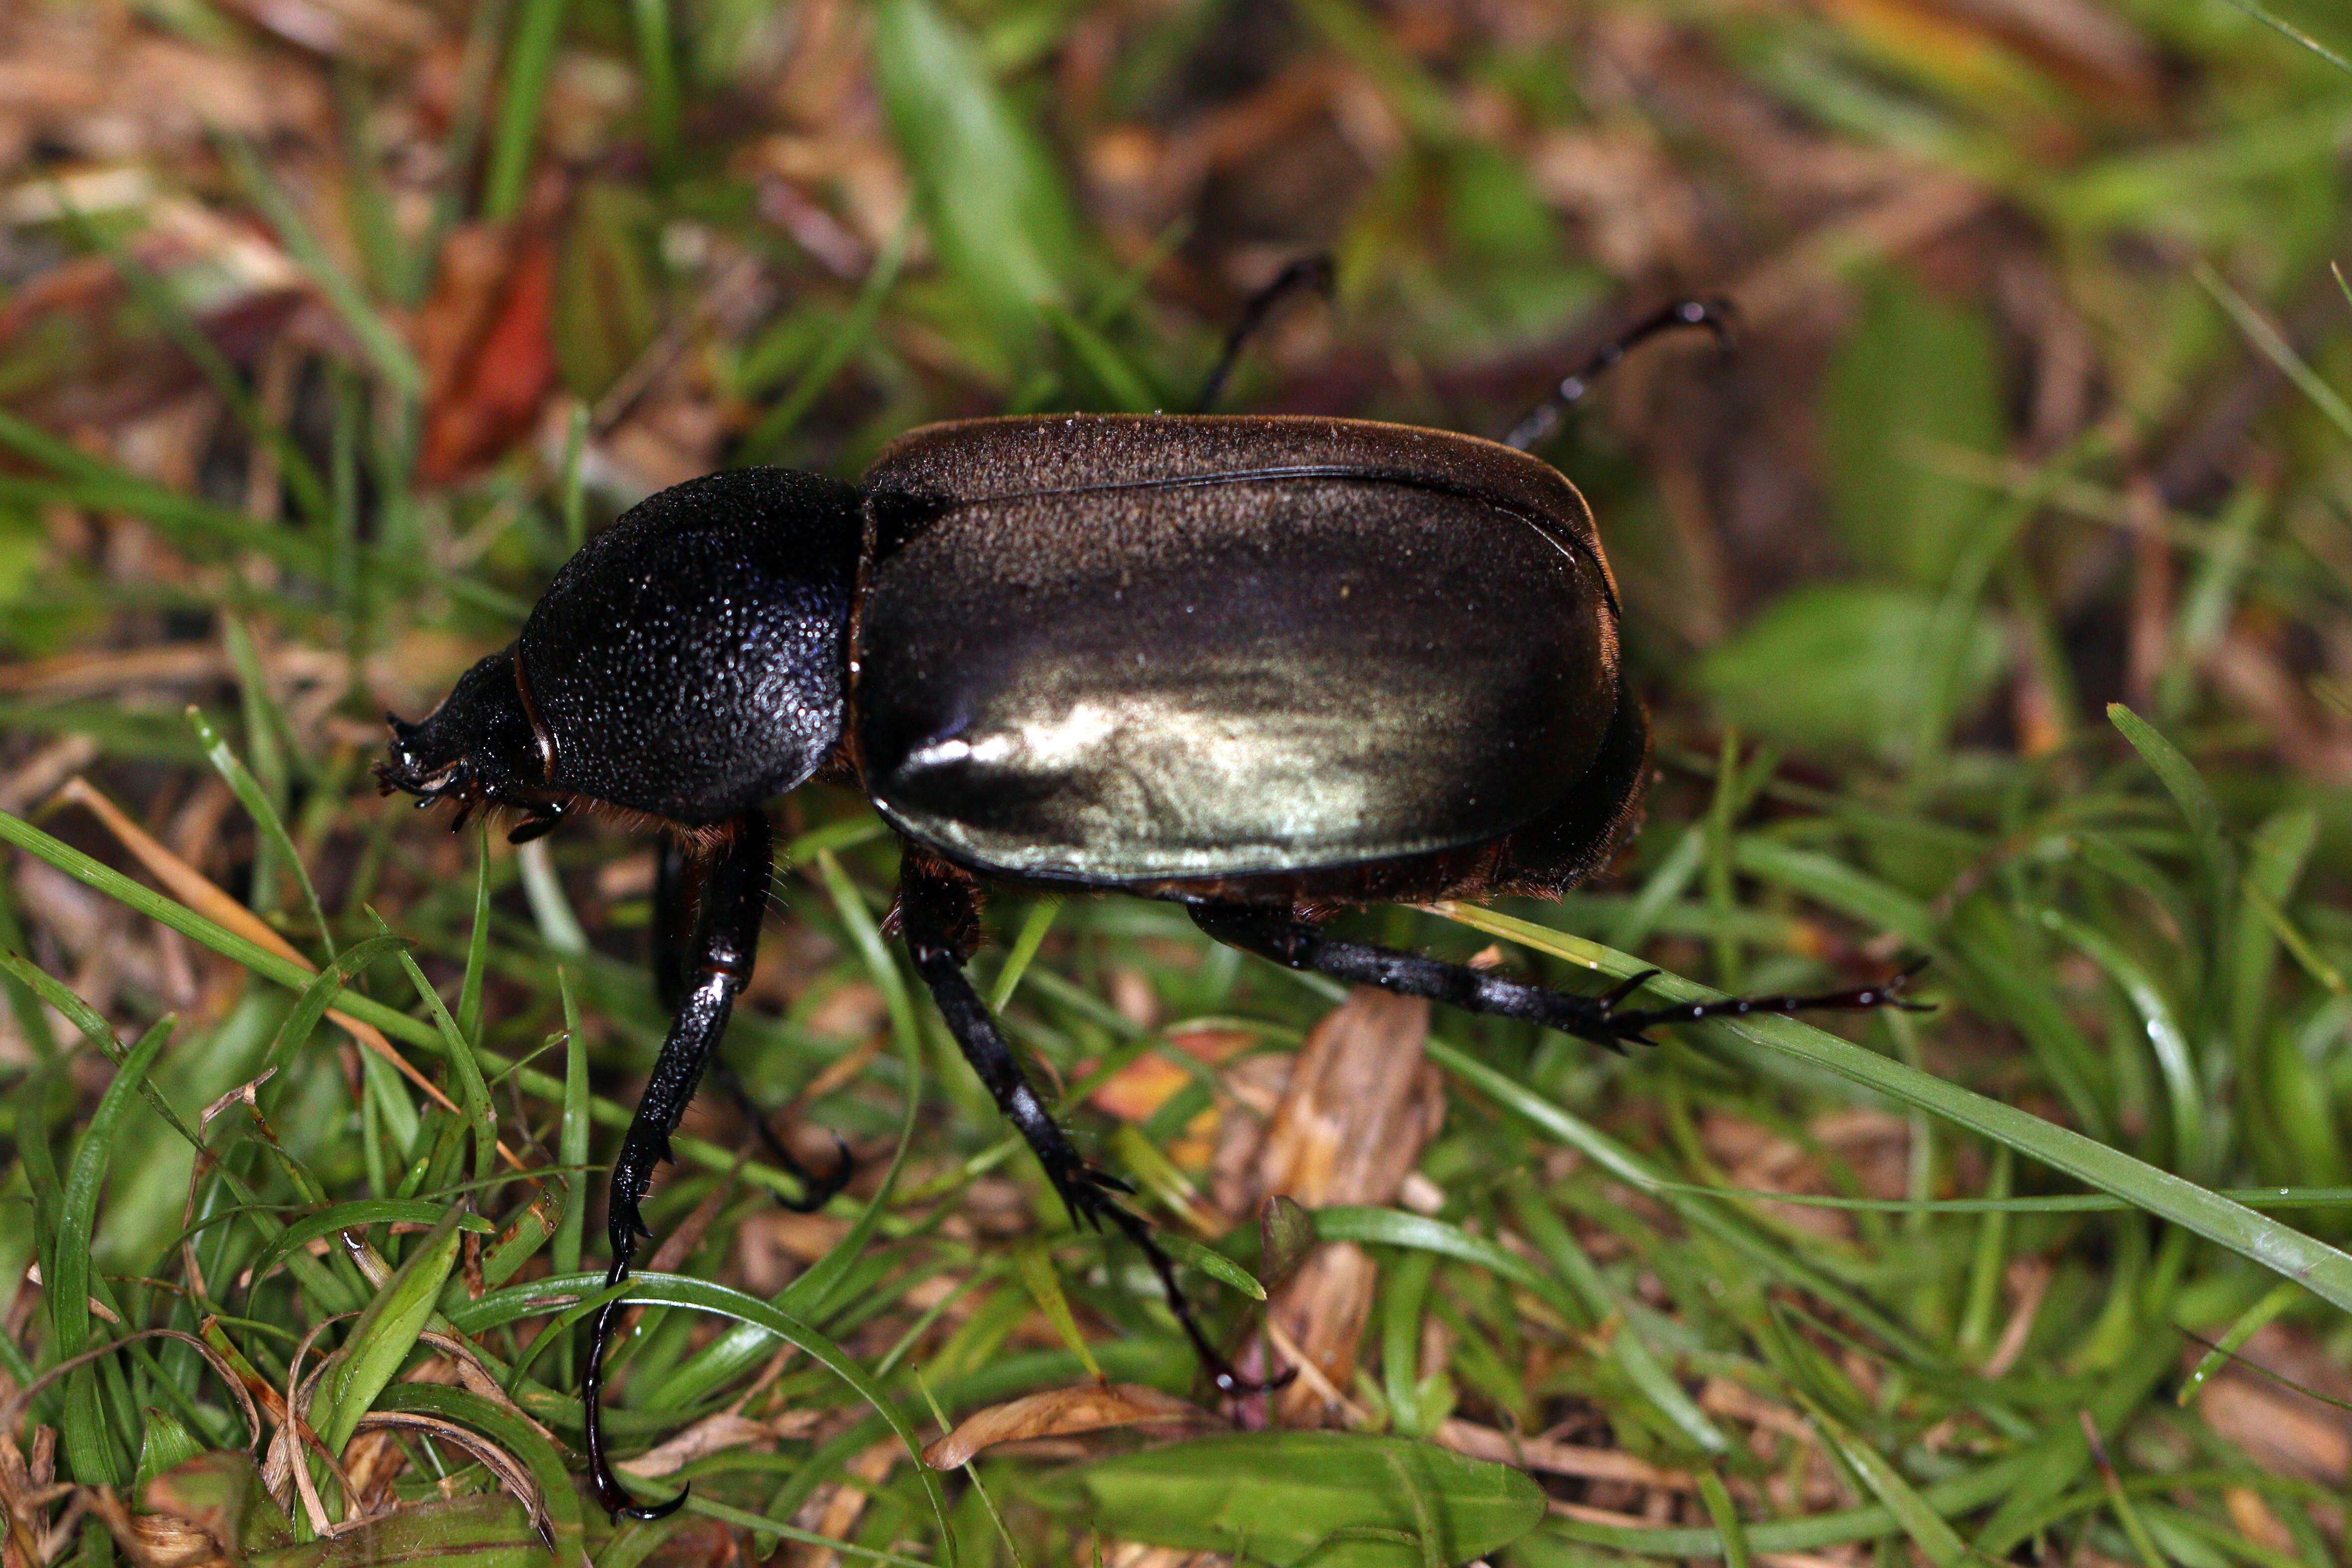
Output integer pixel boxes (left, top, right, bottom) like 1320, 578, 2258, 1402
380, 283, 1923, 1516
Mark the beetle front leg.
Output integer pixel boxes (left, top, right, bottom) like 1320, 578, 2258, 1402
897, 857, 1286, 1398
654, 831, 852, 1215
1189, 902, 1927, 1051
587, 810, 772, 1522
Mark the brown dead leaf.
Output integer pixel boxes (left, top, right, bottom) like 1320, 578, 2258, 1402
417, 225, 559, 486
1248, 988, 1439, 1209
1235, 987, 1442, 1422
922, 1382, 1207, 1470
2193, 1325, 2352, 1483
1701, 1110, 1881, 1241
618, 1409, 823, 1478
797, 1440, 898, 1568
737, 1206, 853, 1297
2223, 1486, 2296, 1552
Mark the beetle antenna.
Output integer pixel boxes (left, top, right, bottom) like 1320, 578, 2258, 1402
1194, 255, 1337, 414
1505, 296, 1737, 452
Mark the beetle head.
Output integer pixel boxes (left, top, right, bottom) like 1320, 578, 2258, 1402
376, 649, 567, 843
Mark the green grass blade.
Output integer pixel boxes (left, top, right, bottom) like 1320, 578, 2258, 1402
2108, 703, 2236, 900
517, 839, 590, 957
2041, 911, 2208, 1177
1696, 1471, 1753, 1568
1607, 823, 1705, 953
52, 1017, 174, 1485
1732, 838, 1942, 950
189, 707, 334, 960
1424, 902, 2352, 1316
873, 0, 1079, 332
460, 1270, 956, 1541
224, 137, 423, 396
1322, 1203, 1731, 1452
246, 1198, 494, 1290
2177, 1278, 2301, 1406
1805, 1403, 1970, 1567
483, 0, 568, 219
1158, 1230, 1264, 1302
392, 944, 499, 1187
680, 1497, 939, 1567
1013, 1240, 1103, 1381
627, 0, 680, 173
2209, 0, 2352, 74
312, 1204, 467, 1455
1044, 303, 1159, 410
0, 803, 813, 1196
64, 204, 330, 523
988, 895, 1062, 1011
740, 217, 910, 461
256, 933, 411, 1090
2195, 262, 2352, 440
553, 967, 588, 1282
1, 954, 204, 1153
455, 826, 493, 1047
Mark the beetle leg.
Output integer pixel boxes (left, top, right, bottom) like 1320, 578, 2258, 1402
1189, 904, 1929, 1051
1601, 958, 1937, 1037
1504, 297, 1736, 452
655, 830, 854, 1213
1193, 255, 1335, 413
586, 809, 771, 1522
898, 860, 1288, 1398
711, 1055, 855, 1213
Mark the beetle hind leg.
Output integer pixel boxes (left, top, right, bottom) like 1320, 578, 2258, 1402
897, 855, 1287, 1398
1190, 903, 1927, 1051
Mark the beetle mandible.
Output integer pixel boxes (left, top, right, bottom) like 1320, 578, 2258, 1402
379, 284, 1923, 1517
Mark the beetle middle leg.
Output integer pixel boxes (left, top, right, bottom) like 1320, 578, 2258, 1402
897, 855, 1285, 1397
654, 832, 852, 1214
1189, 903, 1927, 1051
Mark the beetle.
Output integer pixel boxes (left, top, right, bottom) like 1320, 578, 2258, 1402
379, 288, 1923, 1517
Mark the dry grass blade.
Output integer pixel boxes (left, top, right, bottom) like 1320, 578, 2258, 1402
614, 1408, 822, 1478
345, 1412, 552, 1543
0, 1329, 262, 1452
1432, 1420, 1695, 1492
53, 776, 528, 1171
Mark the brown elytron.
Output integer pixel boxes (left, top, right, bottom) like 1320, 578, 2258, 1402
859, 415, 1638, 895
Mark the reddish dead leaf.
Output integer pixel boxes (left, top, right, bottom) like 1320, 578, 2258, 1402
922, 1382, 1207, 1470
417, 226, 558, 486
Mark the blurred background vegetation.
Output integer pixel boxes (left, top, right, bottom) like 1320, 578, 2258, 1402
1, 0, 2352, 1562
